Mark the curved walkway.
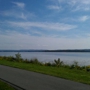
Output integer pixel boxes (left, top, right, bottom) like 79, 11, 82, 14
0, 65, 90, 90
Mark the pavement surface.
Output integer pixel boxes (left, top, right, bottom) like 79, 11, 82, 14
0, 65, 90, 90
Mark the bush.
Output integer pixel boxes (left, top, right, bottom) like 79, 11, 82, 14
15, 53, 22, 62
63, 64, 70, 68
24, 59, 30, 63
70, 65, 75, 69
80, 66, 86, 70
54, 58, 63, 67
45, 62, 52, 66
29, 58, 41, 64
86, 65, 90, 72
6, 56, 16, 62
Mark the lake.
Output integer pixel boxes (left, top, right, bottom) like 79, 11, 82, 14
0, 52, 90, 66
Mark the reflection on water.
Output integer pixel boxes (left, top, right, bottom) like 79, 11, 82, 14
0, 52, 90, 66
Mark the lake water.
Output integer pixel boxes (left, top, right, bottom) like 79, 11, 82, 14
0, 52, 90, 66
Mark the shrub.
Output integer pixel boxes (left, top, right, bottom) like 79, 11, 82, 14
86, 65, 90, 72
45, 62, 52, 66
6, 56, 16, 61
54, 58, 63, 67
70, 65, 75, 69
63, 64, 70, 68
29, 58, 40, 64
81, 66, 86, 70
15, 52, 22, 62
73, 61, 79, 69
24, 59, 30, 63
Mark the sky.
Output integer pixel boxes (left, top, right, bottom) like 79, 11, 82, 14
0, 0, 90, 50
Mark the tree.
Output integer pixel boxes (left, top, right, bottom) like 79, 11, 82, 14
54, 58, 63, 67
15, 52, 22, 62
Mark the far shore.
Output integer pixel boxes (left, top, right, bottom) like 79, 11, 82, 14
0, 49, 90, 52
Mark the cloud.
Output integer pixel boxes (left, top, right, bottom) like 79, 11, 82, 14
47, 5, 62, 10
65, 15, 90, 22
50, 0, 90, 11
0, 31, 90, 49
79, 16, 89, 22
0, 1, 36, 20
72, 5, 90, 11
19, 13, 27, 20
1, 10, 27, 20
69, 0, 90, 11
7, 21, 77, 31
59, 0, 90, 5
79, 0, 90, 5
12, 2, 25, 9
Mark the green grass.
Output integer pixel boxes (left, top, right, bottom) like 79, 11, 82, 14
0, 60, 90, 85
0, 80, 15, 90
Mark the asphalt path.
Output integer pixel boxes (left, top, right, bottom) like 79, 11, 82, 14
0, 65, 90, 90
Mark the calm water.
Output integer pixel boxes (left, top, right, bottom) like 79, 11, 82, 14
0, 52, 90, 66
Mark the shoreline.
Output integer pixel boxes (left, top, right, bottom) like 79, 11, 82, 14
0, 54, 90, 85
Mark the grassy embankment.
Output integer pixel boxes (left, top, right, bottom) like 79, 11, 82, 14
0, 53, 90, 85
0, 80, 15, 90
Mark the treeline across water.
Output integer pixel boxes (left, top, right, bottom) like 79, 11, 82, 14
0, 49, 90, 52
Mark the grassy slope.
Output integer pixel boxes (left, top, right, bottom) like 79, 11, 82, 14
0, 80, 15, 90
0, 60, 90, 85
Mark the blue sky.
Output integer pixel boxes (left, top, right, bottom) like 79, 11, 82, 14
0, 0, 90, 50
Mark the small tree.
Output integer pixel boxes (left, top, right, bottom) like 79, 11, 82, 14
74, 61, 78, 69
54, 58, 63, 67
15, 52, 22, 62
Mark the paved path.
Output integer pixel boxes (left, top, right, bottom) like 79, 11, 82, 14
0, 65, 90, 90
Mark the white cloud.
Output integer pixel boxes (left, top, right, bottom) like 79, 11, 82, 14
50, 0, 90, 11
12, 2, 25, 9
7, 21, 77, 31
0, 31, 90, 49
72, 5, 90, 11
79, 16, 89, 22
59, 0, 90, 5
1, 11, 26, 20
0, 1, 36, 20
18, 13, 27, 20
81, 0, 90, 5
0, 9, 35, 20
69, 0, 90, 11
47, 5, 62, 10
84, 7, 90, 11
